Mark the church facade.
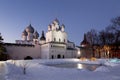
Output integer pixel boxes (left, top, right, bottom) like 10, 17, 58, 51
4, 19, 77, 60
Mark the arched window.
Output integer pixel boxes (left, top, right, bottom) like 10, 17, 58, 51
59, 38, 61, 42
54, 38, 56, 42
64, 39, 65, 42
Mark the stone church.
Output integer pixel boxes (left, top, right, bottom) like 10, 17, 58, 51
4, 19, 77, 60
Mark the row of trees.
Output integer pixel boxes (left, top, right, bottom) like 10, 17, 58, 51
86, 16, 120, 58
0, 33, 8, 61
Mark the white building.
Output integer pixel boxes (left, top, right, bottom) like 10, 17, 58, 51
5, 19, 77, 60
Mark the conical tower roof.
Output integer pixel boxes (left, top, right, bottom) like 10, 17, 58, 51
81, 34, 90, 46
33, 31, 39, 39
40, 31, 46, 40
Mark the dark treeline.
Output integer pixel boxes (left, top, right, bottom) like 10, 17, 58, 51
86, 16, 120, 58
0, 33, 8, 61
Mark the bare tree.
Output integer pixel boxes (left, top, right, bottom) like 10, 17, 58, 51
86, 29, 99, 57
86, 29, 97, 45
0, 33, 3, 43
9, 60, 29, 75
0, 33, 8, 61
19, 61, 29, 75
99, 30, 106, 45
111, 16, 120, 48
85, 16, 120, 58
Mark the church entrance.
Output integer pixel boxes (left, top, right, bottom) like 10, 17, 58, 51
24, 56, 33, 60
51, 55, 54, 59
57, 54, 61, 59
63, 55, 64, 58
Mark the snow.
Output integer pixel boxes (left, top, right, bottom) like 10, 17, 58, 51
0, 59, 120, 80
0, 62, 6, 80
94, 66, 110, 72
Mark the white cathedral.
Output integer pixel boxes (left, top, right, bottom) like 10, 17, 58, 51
5, 19, 77, 60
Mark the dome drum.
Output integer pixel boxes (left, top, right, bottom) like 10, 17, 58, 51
33, 31, 39, 39
22, 30, 28, 36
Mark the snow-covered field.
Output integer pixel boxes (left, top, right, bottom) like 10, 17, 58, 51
0, 58, 120, 80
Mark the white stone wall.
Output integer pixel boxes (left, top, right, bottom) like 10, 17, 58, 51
41, 42, 77, 59
49, 48, 66, 59
46, 31, 67, 43
5, 45, 41, 60
49, 43, 66, 59
40, 44, 50, 59
67, 42, 75, 48
22, 35, 27, 41
46, 31, 52, 42
66, 50, 76, 58
40, 40, 46, 45
16, 40, 33, 45
41, 43, 67, 59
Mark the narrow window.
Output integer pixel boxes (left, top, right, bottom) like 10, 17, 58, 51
64, 39, 65, 42
54, 38, 56, 42
48, 39, 49, 42
59, 39, 61, 42
63, 55, 64, 58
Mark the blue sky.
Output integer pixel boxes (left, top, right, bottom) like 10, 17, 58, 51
0, 0, 120, 45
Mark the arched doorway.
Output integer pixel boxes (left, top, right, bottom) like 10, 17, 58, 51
24, 56, 33, 60
57, 54, 61, 59
63, 55, 64, 58
51, 55, 54, 59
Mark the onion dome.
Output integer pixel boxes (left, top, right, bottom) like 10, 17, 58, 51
40, 31, 46, 40
33, 31, 39, 39
26, 24, 34, 33
61, 24, 65, 31
22, 30, 28, 36
48, 24, 52, 31
53, 18, 59, 24
61, 24, 65, 28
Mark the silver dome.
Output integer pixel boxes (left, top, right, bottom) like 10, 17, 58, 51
22, 30, 28, 36
33, 31, 39, 39
61, 24, 65, 28
26, 24, 34, 33
53, 18, 59, 24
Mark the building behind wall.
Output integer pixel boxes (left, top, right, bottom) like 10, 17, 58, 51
76, 34, 93, 58
4, 43, 41, 60
4, 19, 77, 60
